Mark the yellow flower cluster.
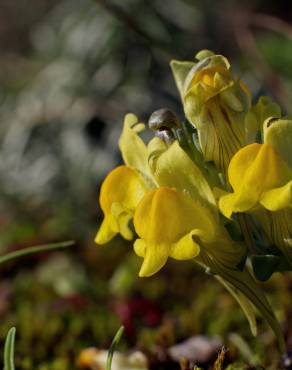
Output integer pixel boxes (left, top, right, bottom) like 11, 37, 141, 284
95, 50, 292, 351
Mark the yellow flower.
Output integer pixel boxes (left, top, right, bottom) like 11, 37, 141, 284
95, 114, 155, 244
133, 187, 215, 277
95, 165, 149, 244
219, 143, 292, 216
219, 142, 292, 265
171, 50, 251, 173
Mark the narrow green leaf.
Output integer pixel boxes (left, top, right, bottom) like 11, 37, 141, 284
0, 241, 74, 265
198, 252, 286, 353
106, 326, 125, 370
4, 327, 16, 370
216, 276, 257, 336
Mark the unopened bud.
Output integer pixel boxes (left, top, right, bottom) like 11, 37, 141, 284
148, 108, 180, 131
148, 108, 179, 145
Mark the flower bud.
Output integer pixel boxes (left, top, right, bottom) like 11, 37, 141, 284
171, 51, 251, 173
148, 108, 179, 145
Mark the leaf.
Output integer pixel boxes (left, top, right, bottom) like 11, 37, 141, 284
216, 276, 257, 336
197, 252, 286, 353
0, 241, 74, 265
106, 326, 125, 370
4, 327, 16, 370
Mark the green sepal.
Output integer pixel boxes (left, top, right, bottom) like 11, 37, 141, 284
170, 60, 195, 100
252, 254, 292, 282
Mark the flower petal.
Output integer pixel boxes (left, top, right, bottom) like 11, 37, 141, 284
137, 241, 169, 277
111, 203, 134, 240
134, 187, 217, 245
147, 137, 216, 211
230, 143, 291, 192
119, 114, 152, 179
220, 143, 292, 216
95, 166, 148, 244
219, 192, 258, 219
169, 232, 200, 260
133, 239, 146, 258
260, 181, 292, 211
95, 215, 117, 245
133, 187, 219, 276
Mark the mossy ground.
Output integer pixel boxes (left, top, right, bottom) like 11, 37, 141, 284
0, 235, 290, 369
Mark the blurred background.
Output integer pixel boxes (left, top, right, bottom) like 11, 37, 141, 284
0, 0, 292, 369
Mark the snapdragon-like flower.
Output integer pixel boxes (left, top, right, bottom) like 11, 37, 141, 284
219, 118, 292, 266
171, 50, 251, 173
133, 187, 207, 277
219, 143, 291, 216
95, 165, 149, 244
95, 114, 154, 245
